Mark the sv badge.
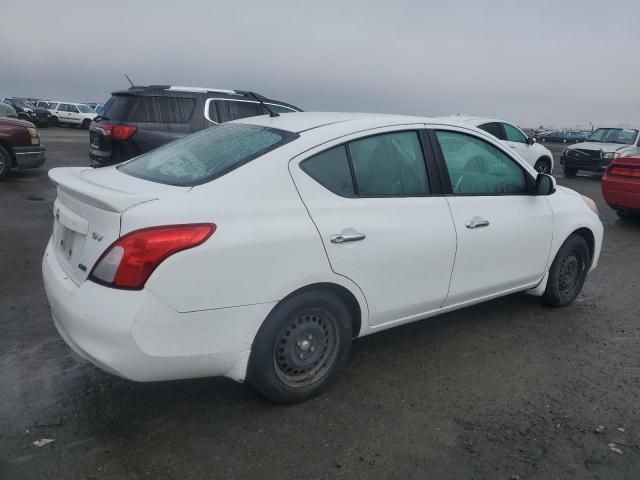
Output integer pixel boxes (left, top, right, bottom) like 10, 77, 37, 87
91, 232, 104, 242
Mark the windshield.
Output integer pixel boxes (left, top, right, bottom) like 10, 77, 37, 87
119, 124, 298, 186
588, 128, 638, 145
77, 104, 95, 113
12, 99, 34, 109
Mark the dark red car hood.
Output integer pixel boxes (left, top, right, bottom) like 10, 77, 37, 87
0, 117, 35, 128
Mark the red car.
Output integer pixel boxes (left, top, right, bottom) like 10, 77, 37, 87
0, 117, 46, 179
602, 156, 640, 218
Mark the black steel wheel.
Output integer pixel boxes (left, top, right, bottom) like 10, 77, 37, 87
534, 158, 551, 174
248, 289, 352, 403
0, 145, 11, 180
543, 234, 590, 307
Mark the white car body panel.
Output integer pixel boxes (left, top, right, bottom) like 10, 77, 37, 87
48, 101, 97, 126
42, 112, 603, 384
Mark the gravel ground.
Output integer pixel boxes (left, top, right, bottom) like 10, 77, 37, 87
1, 129, 639, 479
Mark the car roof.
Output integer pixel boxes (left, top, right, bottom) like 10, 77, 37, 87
235, 111, 474, 134
430, 115, 515, 127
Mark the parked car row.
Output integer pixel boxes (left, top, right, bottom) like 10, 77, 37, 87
0, 98, 52, 126
536, 130, 591, 143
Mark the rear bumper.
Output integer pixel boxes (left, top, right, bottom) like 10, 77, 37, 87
560, 155, 610, 172
14, 146, 46, 169
602, 176, 640, 211
42, 239, 274, 382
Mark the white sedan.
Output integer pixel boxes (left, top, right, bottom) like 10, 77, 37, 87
42, 112, 603, 403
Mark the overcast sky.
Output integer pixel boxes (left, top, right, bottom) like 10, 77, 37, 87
1, 0, 639, 127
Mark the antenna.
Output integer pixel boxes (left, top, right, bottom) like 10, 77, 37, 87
248, 91, 279, 118
124, 74, 134, 88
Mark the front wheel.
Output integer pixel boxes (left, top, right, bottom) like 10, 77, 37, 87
248, 290, 352, 403
564, 167, 578, 177
0, 145, 11, 180
81, 119, 91, 130
534, 158, 551, 174
543, 234, 591, 307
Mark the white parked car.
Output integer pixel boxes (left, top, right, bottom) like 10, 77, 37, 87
47, 102, 97, 129
42, 112, 602, 403
440, 116, 555, 174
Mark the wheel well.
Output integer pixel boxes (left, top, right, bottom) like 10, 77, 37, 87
537, 156, 552, 165
572, 227, 595, 264
280, 283, 362, 338
0, 139, 16, 166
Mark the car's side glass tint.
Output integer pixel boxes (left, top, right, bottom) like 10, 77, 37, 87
478, 122, 505, 140
348, 131, 430, 195
435, 131, 528, 195
301, 146, 355, 197
215, 101, 262, 122
129, 96, 195, 123
503, 123, 527, 143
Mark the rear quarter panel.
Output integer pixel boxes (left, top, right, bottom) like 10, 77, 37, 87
120, 142, 368, 319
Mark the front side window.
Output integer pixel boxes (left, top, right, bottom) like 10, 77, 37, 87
348, 131, 430, 195
119, 124, 297, 186
68, 104, 80, 113
503, 123, 527, 143
301, 146, 355, 197
48, 103, 59, 110
436, 130, 528, 195
478, 122, 505, 140
214, 100, 262, 123
129, 96, 195, 123
77, 104, 94, 113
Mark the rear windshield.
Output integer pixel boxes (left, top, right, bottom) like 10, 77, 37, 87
118, 124, 298, 186
101, 95, 135, 121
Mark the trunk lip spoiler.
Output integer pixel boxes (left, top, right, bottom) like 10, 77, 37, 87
49, 167, 158, 213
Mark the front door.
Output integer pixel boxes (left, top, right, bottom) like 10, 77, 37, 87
432, 128, 553, 306
290, 127, 457, 326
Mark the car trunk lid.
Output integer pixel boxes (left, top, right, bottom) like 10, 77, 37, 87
49, 166, 187, 285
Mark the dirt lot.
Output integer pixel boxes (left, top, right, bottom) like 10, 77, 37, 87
1, 129, 639, 479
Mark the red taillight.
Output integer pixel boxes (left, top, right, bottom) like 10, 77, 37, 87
609, 166, 640, 178
100, 122, 137, 141
89, 224, 216, 289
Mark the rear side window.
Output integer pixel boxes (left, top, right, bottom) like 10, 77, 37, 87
301, 146, 355, 197
266, 104, 298, 114
118, 124, 298, 186
214, 100, 262, 123
478, 122, 505, 140
349, 131, 430, 195
128, 96, 195, 123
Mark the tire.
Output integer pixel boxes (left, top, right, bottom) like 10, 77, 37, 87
50, 116, 59, 127
0, 145, 11, 180
616, 209, 631, 220
564, 167, 578, 177
247, 289, 352, 403
543, 234, 591, 307
81, 119, 91, 130
534, 158, 551, 174
17, 113, 29, 121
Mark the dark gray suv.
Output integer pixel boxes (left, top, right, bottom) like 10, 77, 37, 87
89, 85, 302, 166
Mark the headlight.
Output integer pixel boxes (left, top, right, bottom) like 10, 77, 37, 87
27, 127, 40, 145
601, 151, 621, 160
582, 195, 599, 216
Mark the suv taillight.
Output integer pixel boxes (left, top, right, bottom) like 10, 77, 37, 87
89, 224, 216, 289
100, 122, 137, 141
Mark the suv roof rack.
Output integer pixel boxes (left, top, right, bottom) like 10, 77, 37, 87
166, 86, 239, 95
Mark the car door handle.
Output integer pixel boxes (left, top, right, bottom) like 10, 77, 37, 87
466, 218, 490, 229
330, 233, 366, 244
509, 145, 517, 148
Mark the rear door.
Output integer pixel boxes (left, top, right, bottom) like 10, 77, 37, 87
290, 126, 457, 326
67, 104, 81, 124
431, 127, 553, 306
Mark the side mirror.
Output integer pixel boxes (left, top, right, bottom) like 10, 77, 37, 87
536, 173, 556, 195
527, 136, 536, 146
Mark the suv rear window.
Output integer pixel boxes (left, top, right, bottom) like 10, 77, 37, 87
128, 96, 195, 123
102, 95, 135, 121
118, 124, 298, 186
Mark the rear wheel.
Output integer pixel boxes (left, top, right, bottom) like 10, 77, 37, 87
248, 289, 352, 403
81, 119, 91, 130
564, 167, 578, 177
50, 116, 59, 126
534, 158, 551, 174
0, 145, 11, 180
543, 234, 590, 307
